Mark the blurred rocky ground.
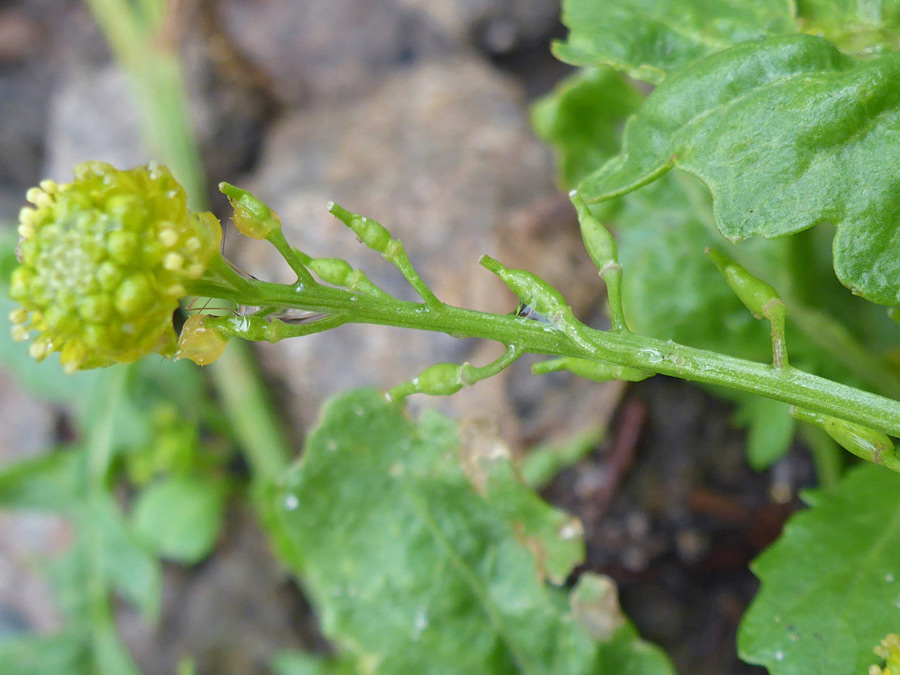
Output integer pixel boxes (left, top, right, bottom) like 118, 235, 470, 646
0, 1, 802, 673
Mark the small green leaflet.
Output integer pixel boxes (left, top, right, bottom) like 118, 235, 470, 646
739, 464, 900, 674
132, 475, 228, 565
0, 448, 86, 511
271, 651, 357, 675
0, 634, 91, 675
553, 0, 795, 83
265, 389, 673, 675
581, 34, 900, 306
733, 396, 795, 470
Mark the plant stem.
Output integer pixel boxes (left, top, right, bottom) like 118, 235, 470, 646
190, 277, 900, 438
207, 342, 291, 482
83, 366, 140, 674
87, 0, 293, 484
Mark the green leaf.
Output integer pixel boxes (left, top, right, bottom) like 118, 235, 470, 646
85, 496, 163, 620
597, 624, 678, 675
553, 0, 796, 83
0, 448, 86, 511
531, 68, 644, 188
738, 464, 900, 673
45, 509, 146, 674
571, 574, 675, 674
521, 427, 605, 490
132, 475, 228, 564
614, 175, 773, 361
580, 34, 900, 306
797, 0, 900, 53
266, 389, 673, 675
0, 633, 90, 675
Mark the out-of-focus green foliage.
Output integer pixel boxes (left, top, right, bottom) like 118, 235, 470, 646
265, 389, 673, 674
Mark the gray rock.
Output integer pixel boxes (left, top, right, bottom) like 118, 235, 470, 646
44, 29, 269, 190
217, 0, 449, 106
399, 0, 561, 53
43, 65, 148, 182
0, 370, 56, 463
230, 55, 605, 441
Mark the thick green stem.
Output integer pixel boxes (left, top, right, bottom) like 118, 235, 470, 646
189, 277, 900, 438
676, 173, 900, 398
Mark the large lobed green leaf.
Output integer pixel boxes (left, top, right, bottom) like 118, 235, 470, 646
531, 67, 643, 188
534, 63, 900, 470
739, 464, 900, 673
581, 34, 900, 306
266, 389, 673, 675
553, 0, 796, 83
553, 0, 900, 85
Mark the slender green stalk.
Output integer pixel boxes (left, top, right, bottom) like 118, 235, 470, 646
85, 0, 206, 206
87, 0, 291, 479
207, 342, 290, 481
461, 345, 522, 385
83, 366, 140, 674
601, 264, 628, 332
187, 275, 900, 439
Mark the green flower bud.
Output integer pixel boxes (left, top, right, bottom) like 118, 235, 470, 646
570, 191, 618, 273
328, 202, 392, 253
706, 248, 784, 320
309, 258, 353, 286
479, 255, 566, 318
219, 182, 282, 240
872, 634, 900, 675
9, 161, 223, 372
791, 407, 895, 466
414, 363, 464, 396
532, 357, 650, 383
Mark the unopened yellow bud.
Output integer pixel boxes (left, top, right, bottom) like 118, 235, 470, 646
176, 315, 228, 366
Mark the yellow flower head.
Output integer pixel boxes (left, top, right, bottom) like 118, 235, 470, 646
9, 161, 222, 372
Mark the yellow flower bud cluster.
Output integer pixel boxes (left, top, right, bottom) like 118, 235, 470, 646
9, 161, 222, 372
871, 634, 900, 675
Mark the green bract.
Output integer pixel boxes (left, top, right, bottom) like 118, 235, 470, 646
8, 161, 222, 372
